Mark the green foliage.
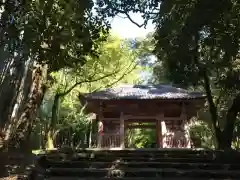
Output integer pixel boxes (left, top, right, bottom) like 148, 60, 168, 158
127, 128, 156, 148
35, 34, 143, 149
96, 0, 159, 27
153, 0, 240, 148
133, 33, 169, 84
151, 0, 240, 93
134, 33, 155, 66
49, 34, 143, 96
97, 0, 240, 90
77, 35, 143, 92
188, 120, 215, 149
1, 0, 110, 71
0, 0, 111, 147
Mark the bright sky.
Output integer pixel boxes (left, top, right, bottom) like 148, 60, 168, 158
110, 13, 156, 83
110, 13, 155, 38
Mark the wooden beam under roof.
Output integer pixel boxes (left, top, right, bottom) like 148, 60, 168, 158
126, 125, 156, 129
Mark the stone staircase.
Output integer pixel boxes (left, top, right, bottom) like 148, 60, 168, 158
30, 149, 240, 180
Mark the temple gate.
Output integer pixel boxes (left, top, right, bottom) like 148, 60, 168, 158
79, 84, 205, 149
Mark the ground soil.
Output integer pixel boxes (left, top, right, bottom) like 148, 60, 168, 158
0, 151, 37, 180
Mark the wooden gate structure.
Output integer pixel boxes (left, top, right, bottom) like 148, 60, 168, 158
79, 84, 206, 149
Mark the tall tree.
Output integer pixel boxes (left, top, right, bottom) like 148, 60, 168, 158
154, 0, 240, 149
0, 0, 109, 149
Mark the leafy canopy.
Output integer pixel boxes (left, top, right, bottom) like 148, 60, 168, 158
37, 34, 143, 148
49, 34, 142, 96
154, 0, 240, 88
1, 0, 110, 71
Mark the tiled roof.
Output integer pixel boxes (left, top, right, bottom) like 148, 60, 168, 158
83, 84, 206, 100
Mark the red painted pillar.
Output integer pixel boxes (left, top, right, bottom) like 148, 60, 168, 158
156, 120, 162, 148
120, 112, 125, 149
159, 121, 163, 148
97, 120, 104, 148
156, 114, 163, 148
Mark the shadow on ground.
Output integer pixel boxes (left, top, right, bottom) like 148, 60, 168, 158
0, 149, 37, 179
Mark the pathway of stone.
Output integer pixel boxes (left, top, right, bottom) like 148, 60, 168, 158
30, 148, 240, 180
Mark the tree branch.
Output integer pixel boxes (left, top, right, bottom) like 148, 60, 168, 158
109, 7, 145, 28
78, 61, 138, 108
202, 69, 218, 125
103, 0, 159, 28
58, 71, 119, 97
122, 12, 145, 28
91, 61, 138, 93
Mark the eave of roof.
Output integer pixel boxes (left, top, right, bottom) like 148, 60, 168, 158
83, 84, 206, 100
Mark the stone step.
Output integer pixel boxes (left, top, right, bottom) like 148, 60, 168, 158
45, 151, 213, 158
33, 150, 240, 180
44, 149, 240, 160
42, 155, 236, 164
45, 177, 239, 180
44, 154, 210, 161
42, 167, 240, 178
47, 148, 237, 154
43, 151, 240, 163
39, 159, 240, 170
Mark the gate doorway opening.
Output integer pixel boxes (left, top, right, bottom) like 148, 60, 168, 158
125, 122, 157, 148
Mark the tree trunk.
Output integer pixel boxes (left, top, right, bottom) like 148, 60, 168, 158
45, 94, 60, 149
201, 70, 240, 149
214, 127, 224, 149
218, 95, 240, 149
46, 131, 55, 149
0, 54, 27, 140
1, 60, 47, 151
